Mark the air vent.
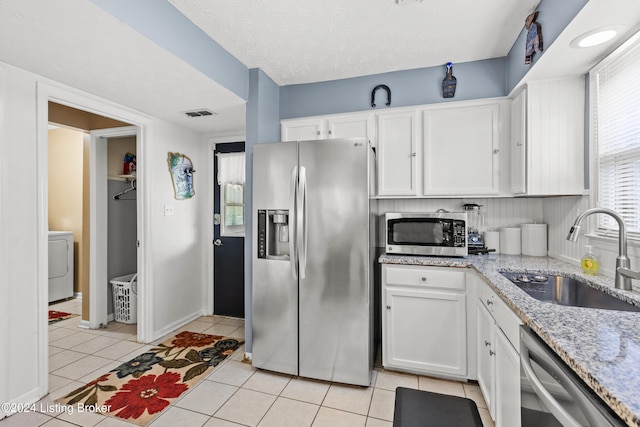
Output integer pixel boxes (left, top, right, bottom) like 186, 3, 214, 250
184, 109, 216, 118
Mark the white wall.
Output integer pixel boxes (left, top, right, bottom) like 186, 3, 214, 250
0, 61, 210, 416
0, 62, 47, 415
146, 119, 209, 336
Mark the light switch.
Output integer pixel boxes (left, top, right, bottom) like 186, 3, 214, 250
164, 205, 175, 216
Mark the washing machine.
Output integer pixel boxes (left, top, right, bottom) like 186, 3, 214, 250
48, 231, 74, 303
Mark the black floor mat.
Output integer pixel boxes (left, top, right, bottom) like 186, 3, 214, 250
393, 387, 484, 427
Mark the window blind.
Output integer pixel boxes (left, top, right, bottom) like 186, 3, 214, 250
591, 31, 640, 236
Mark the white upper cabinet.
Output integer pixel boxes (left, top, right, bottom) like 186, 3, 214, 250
281, 98, 514, 198
328, 114, 374, 140
281, 117, 325, 141
422, 101, 503, 196
281, 113, 373, 142
376, 110, 418, 196
510, 77, 585, 196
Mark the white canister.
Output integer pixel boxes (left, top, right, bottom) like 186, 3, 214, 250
500, 227, 521, 255
484, 230, 500, 253
521, 223, 548, 256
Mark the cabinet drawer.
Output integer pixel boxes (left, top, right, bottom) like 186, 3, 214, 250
476, 279, 522, 351
477, 279, 496, 309
384, 265, 465, 291
493, 298, 522, 351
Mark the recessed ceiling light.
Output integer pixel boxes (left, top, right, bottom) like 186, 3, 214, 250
570, 26, 625, 48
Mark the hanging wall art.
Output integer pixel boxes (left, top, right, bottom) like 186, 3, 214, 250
525, 12, 543, 65
167, 152, 196, 200
442, 62, 457, 98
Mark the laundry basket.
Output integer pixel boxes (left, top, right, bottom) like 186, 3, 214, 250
111, 273, 137, 324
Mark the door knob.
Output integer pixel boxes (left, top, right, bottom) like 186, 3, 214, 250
214, 239, 223, 247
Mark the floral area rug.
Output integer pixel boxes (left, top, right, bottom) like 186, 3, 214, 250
48, 310, 79, 324
56, 331, 244, 426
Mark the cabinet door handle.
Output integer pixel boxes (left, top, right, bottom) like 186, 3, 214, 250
386, 305, 391, 310
516, 141, 522, 147
489, 350, 496, 356
485, 340, 491, 347
421, 277, 427, 282
486, 299, 493, 305
411, 152, 417, 157
493, 149, 500, 154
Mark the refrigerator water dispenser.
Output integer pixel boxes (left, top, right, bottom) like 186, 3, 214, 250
257, 209, 290, 259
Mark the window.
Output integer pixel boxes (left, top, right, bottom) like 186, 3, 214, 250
221, 183, 244, 235
217, 151, 245, 236
591, 31, 640, 237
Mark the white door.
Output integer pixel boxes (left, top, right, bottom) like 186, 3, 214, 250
385, 287, 467, 376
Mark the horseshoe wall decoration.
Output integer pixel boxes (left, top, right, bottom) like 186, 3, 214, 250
371, 84, 391, 108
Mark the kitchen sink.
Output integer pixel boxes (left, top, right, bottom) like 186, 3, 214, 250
500, 271, 640, 312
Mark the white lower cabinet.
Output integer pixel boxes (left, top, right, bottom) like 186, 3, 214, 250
477, 300, 496, 415
495, 328, 521, 427
474, 274, 522, 427
382, 264, 467, 378
381, 264, 522, 426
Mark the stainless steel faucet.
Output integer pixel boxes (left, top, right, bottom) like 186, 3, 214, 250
567, 207, 636, 290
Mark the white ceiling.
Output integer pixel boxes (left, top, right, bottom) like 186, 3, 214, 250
0, 0, 246, 134
1, 0, 639, 135
168, 0, 540, 86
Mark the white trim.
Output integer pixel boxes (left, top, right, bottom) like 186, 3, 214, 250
0, 63, 9, 420
78, 320, 91, 330
35, 83, 155, 397
0, 387, 42, 420
151, 311, 204, 343
90, 127, 138, 331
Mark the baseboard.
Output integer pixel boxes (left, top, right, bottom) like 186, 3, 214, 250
73, 292, 82, 299
151, 311, 203, 343
107, 313, 114, 322
243, 352, 252, 363
78, 319, 91, 329
0, 386, 43, 420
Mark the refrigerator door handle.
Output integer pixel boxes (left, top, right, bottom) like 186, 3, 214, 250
290, 166, 298, 279
298, 166, 308, 279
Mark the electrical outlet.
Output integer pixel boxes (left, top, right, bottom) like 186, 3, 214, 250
164, 205, 175, 216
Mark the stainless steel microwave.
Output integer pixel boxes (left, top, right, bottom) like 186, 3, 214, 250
385, 212, 468, 256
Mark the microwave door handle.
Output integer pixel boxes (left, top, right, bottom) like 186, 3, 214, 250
520, 346, 582, 427
289, 166, 298, 279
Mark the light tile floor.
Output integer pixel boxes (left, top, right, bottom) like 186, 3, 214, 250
1, 299, 494, 427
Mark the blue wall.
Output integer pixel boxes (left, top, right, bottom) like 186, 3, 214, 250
506, 0, 589, 92
90, 0, 249, 100
244, 68, 280, 352
280, 58, 507, 119
281, 0, 590, 119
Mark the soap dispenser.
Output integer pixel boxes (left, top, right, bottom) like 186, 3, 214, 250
581, 245, 600, 275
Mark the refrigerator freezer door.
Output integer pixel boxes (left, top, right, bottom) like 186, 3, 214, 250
298, 138, 372, 386
252, 141, 299, 375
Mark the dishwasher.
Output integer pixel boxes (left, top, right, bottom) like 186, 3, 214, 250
519, 326, 626, 427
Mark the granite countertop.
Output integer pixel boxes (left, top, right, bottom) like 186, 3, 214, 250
379, 253, 640, 427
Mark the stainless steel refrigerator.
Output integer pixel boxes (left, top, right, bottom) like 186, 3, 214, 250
252, 137, 375, 386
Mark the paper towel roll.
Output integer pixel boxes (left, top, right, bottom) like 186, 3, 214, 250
484, 231, 500, 253
500, 227, 521, 255
521, 223, 548, 256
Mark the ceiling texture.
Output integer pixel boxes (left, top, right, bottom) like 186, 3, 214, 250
168, 0, 540, 86
1, 0, 640, 134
